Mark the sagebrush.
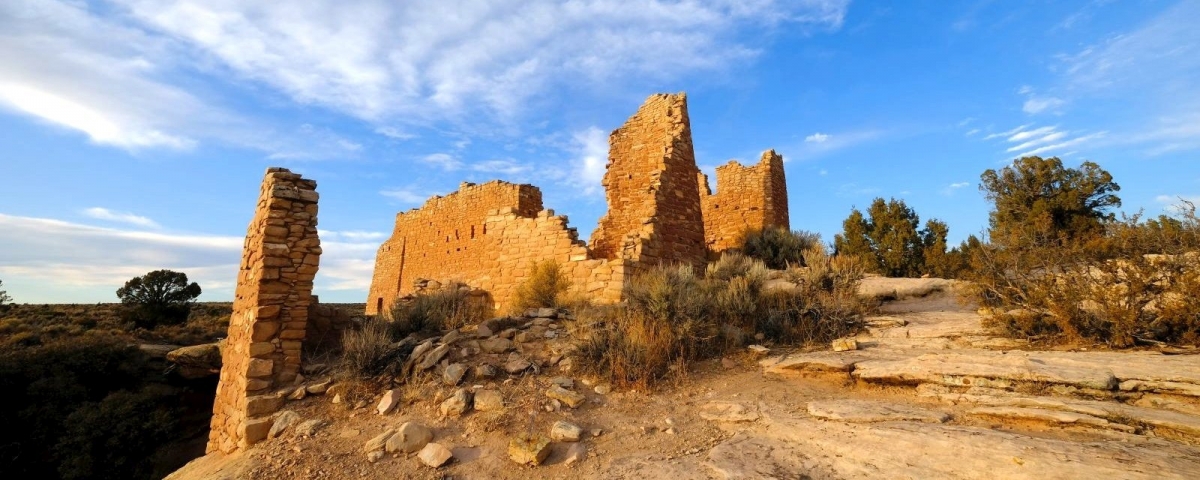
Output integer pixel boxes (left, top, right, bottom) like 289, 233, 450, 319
512, 260, 570, 312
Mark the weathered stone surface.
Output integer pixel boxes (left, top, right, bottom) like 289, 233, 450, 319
306, 379, 332, 395
417, 442, 453, 468
385, 422, 432, 454
417, 344, 450, 370
166, 343, 222, 379
508, 434, 552, 466
294, 419, 324, 437
807, 400, 950, 424
851, 351, 1120, 391
969, 406, 1130, 432
698, 401, 759, 423
439, 389, 472, 417
550, 420, 583, 442
504, 358, 532, 374
831, 338, 858, 352
698, 150, 789, 253
474, 389, 505, 412
474, 363, 498, 379
546, 385, 586, 408
364, 429, 396, 453
377, 389, 401, 415
480, 337, 514, 354
443, 363, 466, 385
268, 410, 300, 439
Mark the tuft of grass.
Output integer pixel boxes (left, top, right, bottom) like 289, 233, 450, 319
338, 316, 412, 379
512, 260, 571, 312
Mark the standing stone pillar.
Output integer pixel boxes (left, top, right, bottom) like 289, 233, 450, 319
207, 167, 320, 454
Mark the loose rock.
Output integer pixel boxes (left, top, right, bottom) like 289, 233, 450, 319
551, 420, 584, 442
508, 434, 552, 466
481, 337, 515, 354
377, 389, 401, 415
364, 429, 396, 453
385, 422, 433, 454
474, 389, 505, 412
440, 388, 472, 417
444, 363, 467, 385
546, 385, 587, 408
505, 358, 532, 374
269, 410, 301, 439
418, 442, 454, 468
832, 338, 859, 352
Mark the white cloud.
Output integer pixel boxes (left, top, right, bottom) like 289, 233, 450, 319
965, 128, 980, 136
787, 130, 882, 161
1022, 96, 1065, 115
471, 159, 529, 176
82, 207, 160, 228
380, 187, 430, 205
421, 153, 464, 171
981, 124, 1105, 159
0, 212, 381, 302
805, 132, 830, 143
942, 182, 971, 196
106, 0, 848, 122
375, 126, 416, 140
984, 124, 1032, 140
1007, 126, 1057, 143
1012, 131, 1106, 158
571, 126, 609, 196
1155, 195, 1200, 214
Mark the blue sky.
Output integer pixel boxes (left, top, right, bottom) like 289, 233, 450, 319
2, 0, 1198, 303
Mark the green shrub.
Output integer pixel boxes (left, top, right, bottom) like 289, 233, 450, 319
740, 227, 822, 269
54, 387, 179, 480
513, 260, 571, 312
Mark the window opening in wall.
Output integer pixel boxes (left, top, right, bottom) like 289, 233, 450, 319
470, 225, 475, 239
455, 229, 459, 240
376, 298, 383, 313
482, 224, 487, 235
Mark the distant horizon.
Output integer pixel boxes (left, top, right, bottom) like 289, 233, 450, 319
3, 0, 1199, 304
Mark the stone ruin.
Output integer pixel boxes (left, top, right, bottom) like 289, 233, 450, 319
202, 93, 791, 455
208, 168, 321, 454
366, 93, 791, 314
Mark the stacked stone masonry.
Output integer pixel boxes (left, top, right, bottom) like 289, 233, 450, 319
698, 149, 790, 252
589, 93, 708, 269
366, 93, 789, 315
207, 168, 320, 455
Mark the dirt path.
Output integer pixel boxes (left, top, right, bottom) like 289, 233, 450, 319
170, 282, 1200, 479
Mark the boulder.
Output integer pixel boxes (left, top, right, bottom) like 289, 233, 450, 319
440, 388, 472, 417
385, 422, 433, 454
418, 442, 454, 468
165, 342, 222, 379
508, 434, 552, 466
551, 420, 583, 442
474, 389, 505, 412
377, 389, 402, 415
443, 363, 467, 385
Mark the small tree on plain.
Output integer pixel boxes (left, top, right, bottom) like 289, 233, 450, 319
0, 279, 11, 307
116, 270, 202, 329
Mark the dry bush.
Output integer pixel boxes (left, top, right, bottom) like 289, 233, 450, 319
339, 316, 410, 378
575, 251, 866, 389
388, 284, 487, 336
512, 260, 570, 312
973, 202, 1200, 347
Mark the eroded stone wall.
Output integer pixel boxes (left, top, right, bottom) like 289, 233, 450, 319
208, 168, 320, 454
365, 182, 625, 314
589, 93, 707, 269
699, 149, 790, 252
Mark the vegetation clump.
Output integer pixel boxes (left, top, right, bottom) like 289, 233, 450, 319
388, 283, 488, 337
740, 227, 822, 269
116, 270, 202, 329
512, 260, 571, 312
966, 157, 1200, 347
575, 249, 865, 389
834, 197, 966, 278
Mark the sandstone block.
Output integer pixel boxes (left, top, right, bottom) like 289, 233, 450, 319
385, 422, 432, 454
508, 434, 551, 466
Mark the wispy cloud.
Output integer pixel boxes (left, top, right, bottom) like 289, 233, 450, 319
570, 126, 609, 196
942, 182, 971, 196
82, 207, 159, 228
788, 130, 883, 161
421, 153, 464, 171
805, 132, 831, 143
980, 124, 1106, 159
380, 187, 431, 206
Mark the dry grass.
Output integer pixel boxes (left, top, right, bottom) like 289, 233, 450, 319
387, 284, 488, 337
739, 227, 823, 269
574, 251, 866, 389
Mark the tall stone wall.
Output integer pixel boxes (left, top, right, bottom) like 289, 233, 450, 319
208, 168, 320, 454
589, 93, 707, 269
365, 181, 626, 315
699, 149, 790, 252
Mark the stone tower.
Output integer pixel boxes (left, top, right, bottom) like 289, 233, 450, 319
589, 93, 707, 269
207, 168, 321, 454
